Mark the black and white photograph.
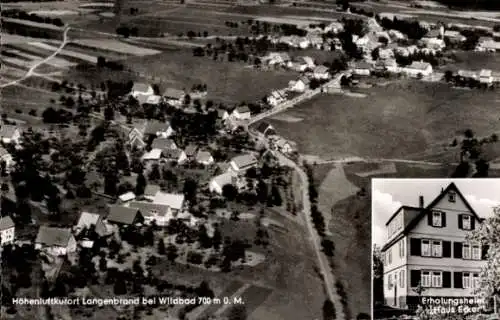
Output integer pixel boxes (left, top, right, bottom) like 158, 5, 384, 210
372, 179, 500, 320
3, 0, 500, 319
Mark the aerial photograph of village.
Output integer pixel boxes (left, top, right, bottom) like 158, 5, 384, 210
1, 0, 500, 319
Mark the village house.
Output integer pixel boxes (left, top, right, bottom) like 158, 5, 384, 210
443, 30, 466, 42
131, 82, 154, 99
375, 58, 399, 73
128, 125, 146, 149
35, 226, 77, 256
145, 95, 163, 105
0, 125, 21, 144
352, 61, 372, 76
152, 192, 185, 214
0, 216, 15, 246
290, 76, 311, 93
141, 149, 163, 162
255, 122, 276, 137
232, 105, 251, 120
195, 150, 214, 166
457, 69, 478, 80
218, 109, 231, 121
402, 61, 433, 78
144, 120, 174, 138
287, 56, 315, 72
307, 34, 324, 49
106, 205, 144, 226
421, 37, 446, 51
118, 191, 136, 203
395, 45, 419, 57
271, 136, 297, 154
127, 201, 172, 226
475, 37, 500, 52
264, 52, 291, 66
354, 32, 381, 54
163, 88, 185, 106
378, 47, 395, 60
479, 69, 493, 85
143, 184, 161, 201
313, 65, 330, 80
162, 148, 187, 164
209, 171, 244, 195
0, 147, 13, 173
229, 154, 258, 173
324, 21, 344, 33
75, 211, 110, 237
184, 145, 198, 161
388, 30, 406, 41
267, 90, 288, 107
151, 137, 177, 151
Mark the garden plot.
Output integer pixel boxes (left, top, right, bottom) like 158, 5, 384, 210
29, 42, 98, 63
28, 10, 79, 16
5, 49, 76, 68
1, 57, 34, 69
71, 39, 161, 56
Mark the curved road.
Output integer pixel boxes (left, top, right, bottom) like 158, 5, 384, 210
1, 27, 71, 89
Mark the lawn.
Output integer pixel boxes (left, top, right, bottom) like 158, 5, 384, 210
124, 48, 296, 103
441, 51, 500, 72
1, 84, 59, 114
266, 80, 500, 161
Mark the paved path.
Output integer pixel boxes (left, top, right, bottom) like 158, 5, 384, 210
0, 27, 70, 88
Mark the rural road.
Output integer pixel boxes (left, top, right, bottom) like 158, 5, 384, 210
0, 27, 70, 89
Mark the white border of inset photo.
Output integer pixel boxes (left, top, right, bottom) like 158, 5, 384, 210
371, 178, 500, 319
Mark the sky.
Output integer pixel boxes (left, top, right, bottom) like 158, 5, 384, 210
372, 179, 500, 247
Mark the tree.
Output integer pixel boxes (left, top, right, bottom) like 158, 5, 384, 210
157, 238, 166, 255
372, 245, 384, 307
322, 299, 336, 320
222, 184, 238, 201
444, 70, 453, 82
321, 239, 335, 257
270, 185, 282, 206
166, 244, 178, 262
148, 164, 161, 181
183, 178, 198, 202
97, 56, 106, 68
212, 227, 222, 251
135, 172, 147, 195
371, 47, 380, 61
113, 275, 127, 295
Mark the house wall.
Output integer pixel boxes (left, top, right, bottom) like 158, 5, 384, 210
209, 181, 223, 194
384, 265, 407, 307
1, 227, 15, 245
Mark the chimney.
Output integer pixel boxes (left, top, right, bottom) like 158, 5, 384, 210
419, 196, 424, 208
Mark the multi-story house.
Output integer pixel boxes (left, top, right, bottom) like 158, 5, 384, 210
381, 183, 488, 310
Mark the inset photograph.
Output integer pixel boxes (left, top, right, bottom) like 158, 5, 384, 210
372, 179, 500, 319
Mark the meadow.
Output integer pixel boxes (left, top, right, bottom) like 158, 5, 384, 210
266, 80, 500, 161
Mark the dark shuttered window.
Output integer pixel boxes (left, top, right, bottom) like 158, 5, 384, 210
410, 238, 421, 256
442, 212, 446, 227
458, 214, 463, 230
471, 217, 476, 230
443, 272, 451, 288
454, 272, 463, 288
442, 241, 451, 258
482, 244, 489, 260
411, 270, 421, 287
453, 242, 463, 259
427, 211, 433, 226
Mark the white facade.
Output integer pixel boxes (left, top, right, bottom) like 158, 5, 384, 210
132, 86, 154, 99
232, 109, 251, 120
0, 128, 21, 144
35, 236, 77, 256
1, 226, 15, 246
402, 62, 433, 78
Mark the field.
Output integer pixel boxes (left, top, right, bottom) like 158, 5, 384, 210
265, 80, 500, 161
124, 48, 297, 103
441, 51, 500, 72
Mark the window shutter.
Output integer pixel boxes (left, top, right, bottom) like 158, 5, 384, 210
427, 211, 433, 226
458, 214, 463, 230
410, 238, 421, 256
453, 242, 463, 258
471, 217, 476, 230
411, 270, 421, 287
482, 244, 489, 260
442, 212, 446, 227
453, 272, 463, 288
443, 272, 451, 288
442, 241, 451, 257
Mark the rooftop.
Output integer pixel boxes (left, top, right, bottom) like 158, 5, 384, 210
107, 205, 141, 225
0, 216, 15, 230
153, 192, 185, 210
231, 154, 258, 169
151, 137, 176, 150
196, 150, 213, 163
144, 120, 170, 135
76, 211, 101, 230
132, 82, 151, 93
0, 125, 19, 138
35, 226, 72, 247
163, 88, 185, 100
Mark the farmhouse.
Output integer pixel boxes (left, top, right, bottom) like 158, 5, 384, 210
402, 61, 433, 78
162, 148, 187, 164
444, 30, 466, 42
378, 47, 394, 60
146, 95, 162, 105
106, 205, 144, 226
229, 154, 258, 173
479, 69, 493, 84
144, 184, 161, 200
151, 137, 177, 151
0, 125, 21, 144
287, 56, 314, 72
0, 147, 13, 172
144, 120, 174, 138
128, 126, 146, 149
163, 88, 185, 106
255, 122, 276, 137
195, 150, 214, 165
35, 227, 77, 256
475, 37, 500, 52
0, 216, 15, 246
131, 82, 154, 98
127, 201, 172, 226
267, 90, 287, 107
209, 171, 244, 195
271, 136, 297, 154
324, 21, 344, 33
75, 211, 109, 237
352, 61, 372, 76
381, 183, 487, 310
290, 76, 310, 92
232, 106, 251, 120
119, 191, 136, 203
141, 149, 163, 162
153, 192, 185, 213
313, 65, 330, 80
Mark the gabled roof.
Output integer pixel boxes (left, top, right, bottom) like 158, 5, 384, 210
298, 76, 311, 84
354, 61, 372, 70
76, 211, 101, 230
163, 88, 185, 100
479, 69, 492, 77
132, 82, 151, 93
163, 148, 184, 160
408, 61, 431, 70
0, 216, 15, 230
142, 149, 162, 160
119, 191, 136, 202
144, 120, 170, 135
0, 147, 10, 157
231, 154, 258, 169
153, 192, 184, 210
313, 65, 329, 74
146, 95, 162, 105
184, 145, 197, 157
35, 226, 72, 247
236, 105, 250, 114
144, 184, 161, 197
382, 182, 483, 251
128, 201, 170, 217
151, 137, 177, 150
107, 205, 141, 225
211, 171, 238, 187
0, 125, 19, 138
196, 150, 213, 163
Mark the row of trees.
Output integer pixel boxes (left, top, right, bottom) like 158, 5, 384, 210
3, 9, 64, 27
